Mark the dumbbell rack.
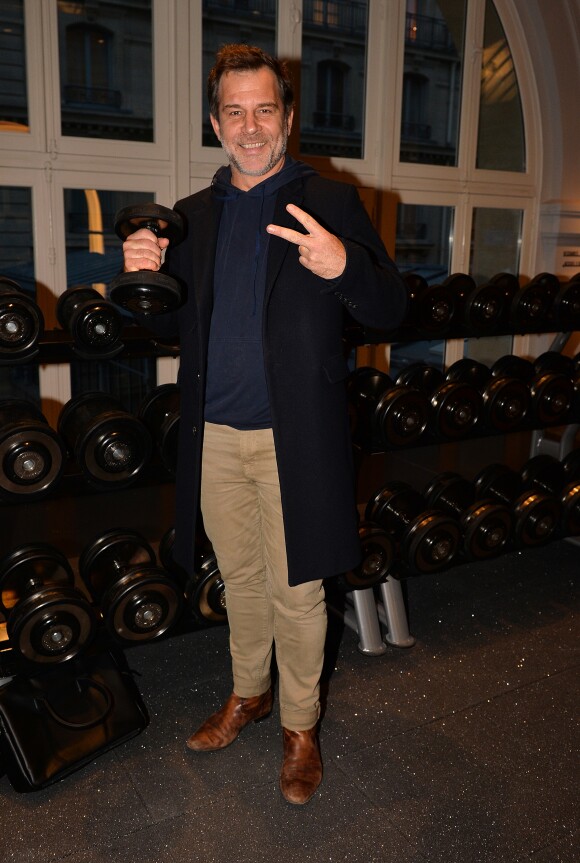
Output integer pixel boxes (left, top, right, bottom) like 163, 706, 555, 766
336, 312, 579, 656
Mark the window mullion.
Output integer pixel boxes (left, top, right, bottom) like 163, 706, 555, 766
456, 0, 486, 182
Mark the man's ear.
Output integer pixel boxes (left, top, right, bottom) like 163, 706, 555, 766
210, 113, 221, 142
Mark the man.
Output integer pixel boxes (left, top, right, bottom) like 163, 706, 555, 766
122, 44, 407, 805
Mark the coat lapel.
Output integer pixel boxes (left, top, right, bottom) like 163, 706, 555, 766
265, 177, 306, 299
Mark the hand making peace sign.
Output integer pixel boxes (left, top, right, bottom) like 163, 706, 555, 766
266, 203, 347, 281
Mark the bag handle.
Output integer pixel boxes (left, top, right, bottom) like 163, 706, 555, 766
34, 677, 114, 730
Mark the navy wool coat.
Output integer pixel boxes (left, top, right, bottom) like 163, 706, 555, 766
147, 172, 408, 586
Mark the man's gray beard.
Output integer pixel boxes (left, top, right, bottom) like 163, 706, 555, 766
223, 132, 288, 178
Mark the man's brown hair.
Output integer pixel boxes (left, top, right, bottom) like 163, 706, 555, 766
207, 44, 294, 120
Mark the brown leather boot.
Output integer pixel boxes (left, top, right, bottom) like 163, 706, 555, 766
185, 690, 273, 751
279, 726, 322, 805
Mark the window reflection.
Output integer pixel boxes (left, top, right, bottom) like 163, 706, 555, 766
58, 1, 153, 142
390, 203, 454, 376
465, 206, 522, 365
0, 0, 28, 133
476, 0, 525, 171
400, 0, 466, 166
300, 0, 368, 158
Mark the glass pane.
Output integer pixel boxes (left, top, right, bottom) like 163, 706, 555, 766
0, 0, 28, 133
466, 206, 522, 365
400, 0, 466, 167
476, 0, 525, 172
63, 188, 156, 409
300, 0, 369, 159
390, 203, 454, 377
202, 0, 277, 148
0, 185, 39, 401
58, 1, 153, 142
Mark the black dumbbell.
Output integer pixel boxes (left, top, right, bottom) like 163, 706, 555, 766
0, 276, 44, 363
423, 471, 512, 560
79, 528, 184, 642
109, 203, 184, 314
491, 355, 573, 427
158, 526, 227, 625
533, 351, 579, 421
562, 447, 580, 480
365, 480, 460, 574
57, 393, 152, 490
0, 399, 66, 501
474, 463, 560, 547
56, 285, 124, 359
402, 272, 455, 337
487, 272, 520, 332
138, 384, 180, 474
396, 362, 482, 440
550, 275, 580, 332
346, 367, 429, 449
507, 272, 559, 333
520, 454, 580, 537
445, 358, 529, 433
444, 273, 506, 336
0, 544, 98, 664
338, 521, 396, 591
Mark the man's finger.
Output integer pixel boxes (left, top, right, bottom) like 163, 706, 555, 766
265, 224, 306, 246
285, 203, 322, 235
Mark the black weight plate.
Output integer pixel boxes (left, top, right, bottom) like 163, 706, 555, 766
460, 502, 512, 560
481, 376, 529, 432
552, 281, 580, 330
560, 482, 580, 536
490, 354, 534, 381
364, 481, 424, 531
8, 587, 97, 664
423, 471, 474, 513
461, 282, 505, 334
512, 492, 560, 546
55, 286, 101, 329
520, 454, 566, 494
138, 384, 181, 473
473, 463, 522, 503
190, 558, 227, 624
396, 362, 445, 394
562, 448, 580, 480
341, 523, 395, 590
488, 271, 520, 298
109, 271, 182, 314
0, 291, 44, 358
533, 351, 574, 376
442, 272, 477, 292
71, 301, 124, 356
403, 511, 460, 573
445, 359, 490, 390
79, 529, 156, 598
103, 569, 183, 642
0, 544, 74, 614
529, 373, 573, 425
114, 203, 184, 244
430, 381, 482, 439
378, 387, 429, 446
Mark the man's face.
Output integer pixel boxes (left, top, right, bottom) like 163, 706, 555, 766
210, 67, 293, 191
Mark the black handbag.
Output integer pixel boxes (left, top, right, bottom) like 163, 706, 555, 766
0, 647, 149, 792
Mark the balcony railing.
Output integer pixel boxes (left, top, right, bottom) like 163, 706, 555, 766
405, 13, 457, 53
303, 0, 367, 35
312, 111, 355, 131
63, 86, 122, 109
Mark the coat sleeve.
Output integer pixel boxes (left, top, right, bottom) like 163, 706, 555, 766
317, 183, 408, 332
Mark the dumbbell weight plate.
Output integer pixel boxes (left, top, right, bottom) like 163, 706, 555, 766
481, 376, 530, 432
552, 280, 580, 330
429, 382, 482, 439
529, 372, 573, 425
138, 384, 180, 473
364, 480, 420, 529
562, 448, 580, 480
559, 482, 580, 536
56, 286, 124, 359
339, 522, 395, 590
109, 271, 182, 315
79, 528, 157, 598
403, 510, 460, 573
0, 280, 44, 362
0, 543, 74, 615
460, 502, 512, 560
101, 567, 183, 642
8, 585, 97, 664
189, 554, 227, 625
520, 454, 567, 494
511, 492, 560, 546
113, 203, 184, 245
510, 273, 559, 333
461, 281, 505, 335
0, 399, 65, 500
58, 393, 152, 489
533, 352, 573, 376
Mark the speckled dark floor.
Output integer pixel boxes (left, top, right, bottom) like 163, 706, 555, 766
0, 535, 577, 863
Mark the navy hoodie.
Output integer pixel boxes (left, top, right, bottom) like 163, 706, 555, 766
204, 156, 316, 429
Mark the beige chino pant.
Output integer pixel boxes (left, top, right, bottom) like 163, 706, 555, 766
200, 422, 327, 731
